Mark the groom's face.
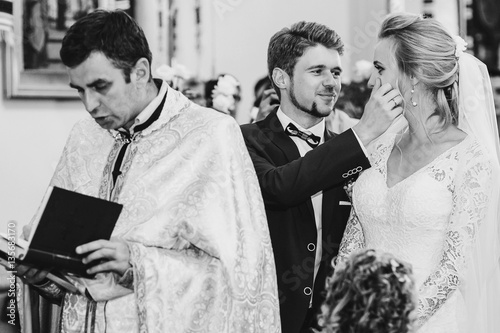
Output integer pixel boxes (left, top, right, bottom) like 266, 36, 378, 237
287, 44, 342, 118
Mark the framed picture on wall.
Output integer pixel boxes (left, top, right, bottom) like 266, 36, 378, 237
4, 0, 132, 99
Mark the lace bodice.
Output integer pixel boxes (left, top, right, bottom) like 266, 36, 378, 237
354, 134, 462, 284
337, 132, 495, 331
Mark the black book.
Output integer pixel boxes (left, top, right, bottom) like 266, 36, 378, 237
0, 186, 123, 280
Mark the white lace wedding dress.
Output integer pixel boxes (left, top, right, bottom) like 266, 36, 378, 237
337, 132, 496, 332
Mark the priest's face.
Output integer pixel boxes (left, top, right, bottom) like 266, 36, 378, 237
286, 44, 342, 118
67, 51, 143, 130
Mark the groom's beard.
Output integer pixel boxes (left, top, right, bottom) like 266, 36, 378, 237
289, 80, 332, 119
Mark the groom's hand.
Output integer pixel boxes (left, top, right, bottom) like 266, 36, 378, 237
353, 78, 403, 146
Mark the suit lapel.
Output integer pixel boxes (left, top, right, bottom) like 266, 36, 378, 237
260, 112, 347, 235
258, 109, 301, 162
259, 110, 316, 222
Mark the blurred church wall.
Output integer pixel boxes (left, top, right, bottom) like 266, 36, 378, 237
0, 57, 83, 231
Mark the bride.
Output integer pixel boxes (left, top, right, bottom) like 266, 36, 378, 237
327, 13, 500, 332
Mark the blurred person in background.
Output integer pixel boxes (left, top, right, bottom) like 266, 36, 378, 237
249, 76, 277, 122
181, 77, 206, 106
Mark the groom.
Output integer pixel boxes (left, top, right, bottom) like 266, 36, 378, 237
241, 21, 402, 332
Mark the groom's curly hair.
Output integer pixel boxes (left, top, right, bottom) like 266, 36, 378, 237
317, 249, 416, 333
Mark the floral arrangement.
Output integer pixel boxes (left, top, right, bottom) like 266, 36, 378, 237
155, 60, 191, 90
211, 74, 240, 115
155, 63, 241, 117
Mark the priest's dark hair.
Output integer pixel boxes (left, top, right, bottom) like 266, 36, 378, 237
267, 21, 344, 98
60, 10, 152, 83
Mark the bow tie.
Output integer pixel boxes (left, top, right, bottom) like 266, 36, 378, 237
285, 123, 321, 148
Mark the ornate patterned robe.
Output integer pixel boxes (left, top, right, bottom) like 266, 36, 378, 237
24, 83, 281, 333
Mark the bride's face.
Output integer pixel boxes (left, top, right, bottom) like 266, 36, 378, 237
367, 38, 400, 89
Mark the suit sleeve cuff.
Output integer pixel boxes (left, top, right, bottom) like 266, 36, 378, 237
350, 128, 369, 157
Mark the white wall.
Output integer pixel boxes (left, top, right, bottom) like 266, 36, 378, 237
0, 47, 84, 230
425, 0, 459, 35
346, 0, 387, 77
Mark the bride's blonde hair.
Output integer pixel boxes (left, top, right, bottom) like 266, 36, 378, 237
379, 13, 460, 130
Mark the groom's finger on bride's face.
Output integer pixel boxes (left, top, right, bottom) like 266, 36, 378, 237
374, 83, 396, 100
369, 77, 382, 97
391, 104, 404, 117
383, 90, 401, 105
392, 95, 403, 108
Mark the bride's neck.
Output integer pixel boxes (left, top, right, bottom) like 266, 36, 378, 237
404, 104, 448, 145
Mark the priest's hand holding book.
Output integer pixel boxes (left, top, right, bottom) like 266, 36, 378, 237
14, 225, 52, 286
1, 186, 124, 293
15, 238, 131, 286
7, 224, 77, 294
76, 238, 131, 276
15, 263, 51, 286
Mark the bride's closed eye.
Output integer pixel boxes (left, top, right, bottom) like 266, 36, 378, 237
374, 64, 384, 75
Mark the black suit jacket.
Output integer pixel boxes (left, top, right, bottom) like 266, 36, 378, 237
240, 110, 370, 333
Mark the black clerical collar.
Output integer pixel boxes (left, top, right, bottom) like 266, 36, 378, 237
117, 79, 167, 139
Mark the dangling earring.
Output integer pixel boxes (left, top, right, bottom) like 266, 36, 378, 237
410, 85, 418, 107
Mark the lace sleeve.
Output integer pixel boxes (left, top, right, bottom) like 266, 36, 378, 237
416, 146, 494, 327
335, 207, 365, 267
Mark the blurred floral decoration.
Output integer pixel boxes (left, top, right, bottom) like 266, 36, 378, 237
210, 74, 241, 115
155, 62, 241, 117
155, 60, 191, 90
335, 60, 373, 119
